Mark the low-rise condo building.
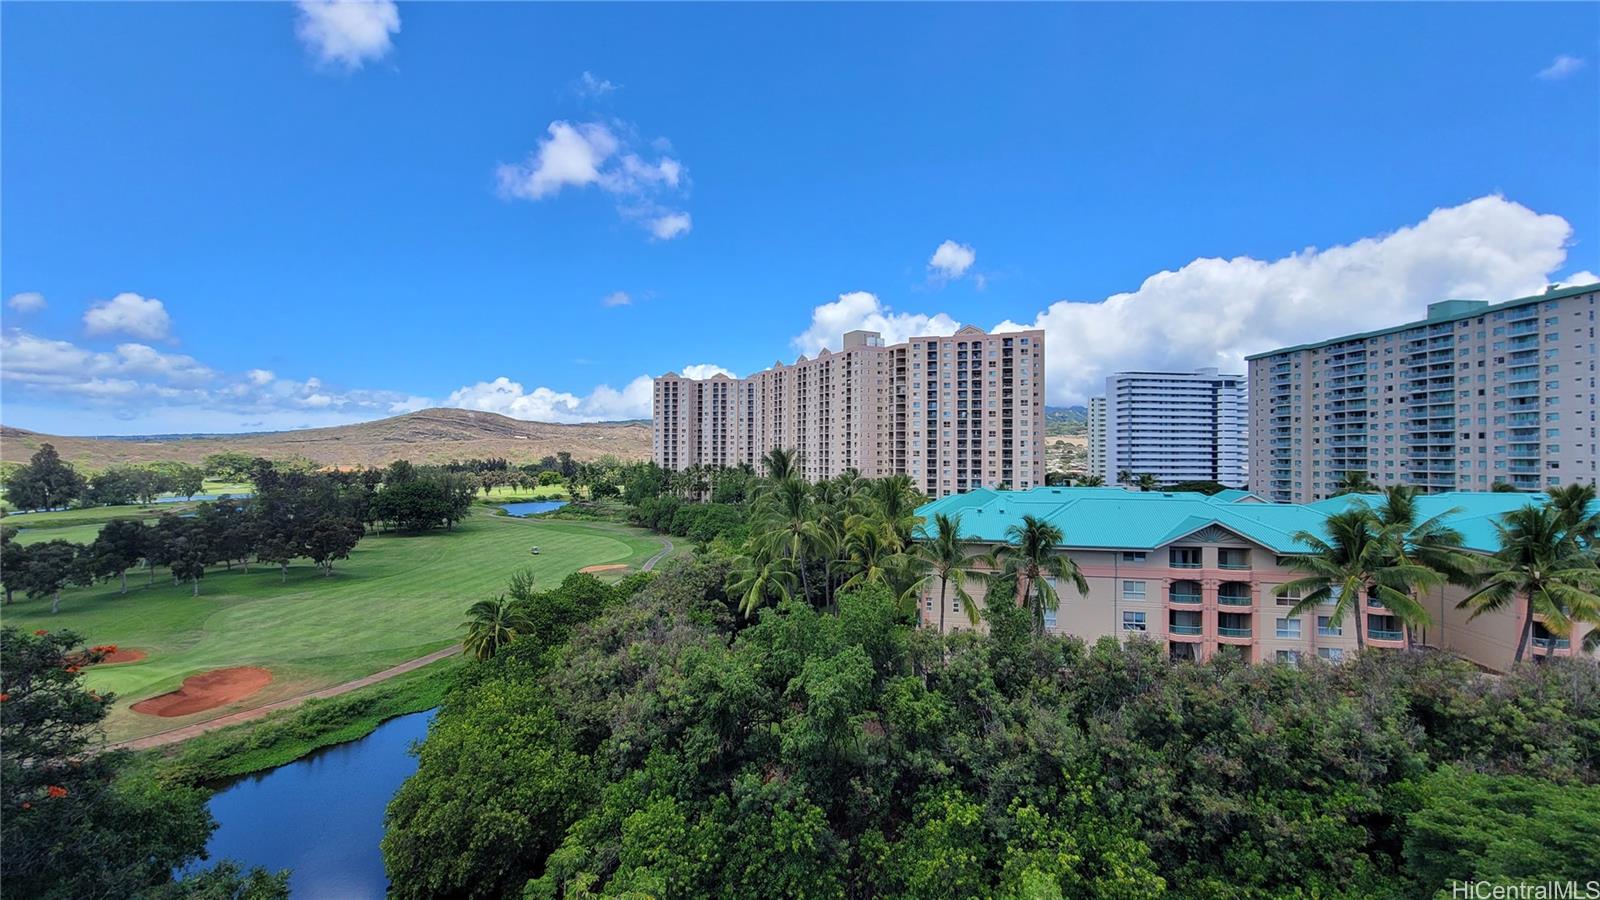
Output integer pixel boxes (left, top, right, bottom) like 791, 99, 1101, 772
913, 486, 1595, 673
1090, 368, 1247, 486
1246, 282, 1600, 503
654, 325, 1047, 497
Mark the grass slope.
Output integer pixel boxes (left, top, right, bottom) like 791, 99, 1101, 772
5, 507, 665, 742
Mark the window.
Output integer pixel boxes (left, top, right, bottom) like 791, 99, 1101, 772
1318, 647, 1345, 662
1170, 547, 1202, 568
1122, 581, 1146, 601
1275, 650, 1302, 667
1122, 611, 1147, 632
1317, 616, 1342, 637
1042, 607, 1058, 631
1275, 585, 1301, 606
1276, 617, 1301, 639
1121, 551, 1147, 562
952, 596, 962, 615
925, 596, 934, 612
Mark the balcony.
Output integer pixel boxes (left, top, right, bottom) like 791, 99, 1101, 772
1170, 547, 1202, 569
1169, 582, 1202, 605
1217, 625, 1252, 638
1532, 637, 1571, 651
1169, 622, 1202, 636
1217, 584, 1253, 607
1368, 628, 1404, 642
1217, 549, 1251, 570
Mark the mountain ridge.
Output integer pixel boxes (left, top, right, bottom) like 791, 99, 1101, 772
0, 408, 653, 469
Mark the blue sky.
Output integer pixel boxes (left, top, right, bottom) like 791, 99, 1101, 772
2, 2, 1597, 434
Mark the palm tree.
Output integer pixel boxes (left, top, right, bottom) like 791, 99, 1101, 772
1545, 483, 1599, 550
1077, 474, 1105, 487
861, 474, 922, 548
759, 447, 803, 483
1276, 508, 1435, 651
728, 554, 794, 619
1456, 503, 1600, 664
1331, 470, 1378, 496
1371, 486, 1476, 646
1134, 473, 1159, 492
985, 515, 1089, 635
461, 596, 534, 660
753, 476, 825, 604
839, 520, 901, 594
915, 512, 984, 632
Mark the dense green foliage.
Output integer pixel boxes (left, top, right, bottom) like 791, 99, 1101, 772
0, 627, 286, 899
384, 556, 1600, 899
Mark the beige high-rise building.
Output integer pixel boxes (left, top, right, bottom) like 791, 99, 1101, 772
653, 325, 1047, 497
1247, 283, 1599, 503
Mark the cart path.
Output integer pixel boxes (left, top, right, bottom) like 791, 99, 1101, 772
103, 643, 461, 753
642, 537, 674, 571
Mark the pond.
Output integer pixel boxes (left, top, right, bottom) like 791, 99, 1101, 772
500, 499, 568, 517
193, 708, 434, 898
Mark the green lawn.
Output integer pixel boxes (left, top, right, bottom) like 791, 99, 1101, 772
4, 507, 665, 741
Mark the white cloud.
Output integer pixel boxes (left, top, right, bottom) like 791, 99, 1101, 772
601, 291, 632, 307
247, 368, 276, 385
648, 212, 692, 241
680, 364, 736, 380
1558, 270, 1598, 286
295, 0, 400, 71
445, 375, 654, 423
928, 240, 977, 279
996, 195, 1578, 404
788, 196, 1579, 406
497, 119, 691, 240
1537, 55, 1586, 81
576, 71, 619, 99
791, 291, 960, 357
7, 292, 45, 313
497, 121, 620, 200
82, 293, 173, 341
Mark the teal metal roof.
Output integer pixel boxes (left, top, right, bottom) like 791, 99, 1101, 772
1244, 282, 1598, 361
915, 487, 1557, 554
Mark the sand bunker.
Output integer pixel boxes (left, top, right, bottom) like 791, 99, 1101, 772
579, 564, 629, 574
98, 648, 147, 665
131, 667, 273, 718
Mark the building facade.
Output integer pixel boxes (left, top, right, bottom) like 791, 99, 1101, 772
1086, 396, 1107, 480
1247, 283, 1600, 503
653, 325, 1047, 497
914, 486, 1595, 673
1090, 369, 1247, 487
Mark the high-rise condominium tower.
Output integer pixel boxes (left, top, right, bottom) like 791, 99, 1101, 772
1246, 282, 1599, 503
653, 325, 1047, 497
1088, 369, 1248, 487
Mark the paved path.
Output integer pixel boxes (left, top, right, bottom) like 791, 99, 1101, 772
642, 537, 674, 571
104, 644, 461, 753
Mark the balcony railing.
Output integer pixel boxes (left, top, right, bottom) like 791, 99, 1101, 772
1171, 559, 1202, 569
1217, 594, 1252, 607
1218, 561, 1251, 571
1169, 624, 1202, 636
1317, 626, 1343, 638
1368, 628, 1404, 641
1532, 637, 1571, 651
1217, 626, 1252, 638
1169, 592, 1202, 605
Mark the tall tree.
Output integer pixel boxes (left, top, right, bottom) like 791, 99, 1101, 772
307, 518, 362, 576
462, 596, 535, 660
1331, 470, 1379, 496
985, 515, 1088, 635
89, 519, 150, 594
1371, 486, 1476, 646
5, 444, 87, 512
759, 447, 803, 483
17, 540, 86, 614
1545, 483, 1599, 550
1134, 473, 1159, 492
1456, 503, 1600, 664
1277, 508, 1434, 651
915, 512, 984, 632
754, 476, 824, 605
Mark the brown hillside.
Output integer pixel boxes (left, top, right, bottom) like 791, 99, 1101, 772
0, 408, 652, 470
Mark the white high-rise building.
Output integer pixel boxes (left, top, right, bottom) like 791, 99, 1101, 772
1247, 283, 1600, 502
1091, 369, 1248, 487
1087, 397, 1108, 480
